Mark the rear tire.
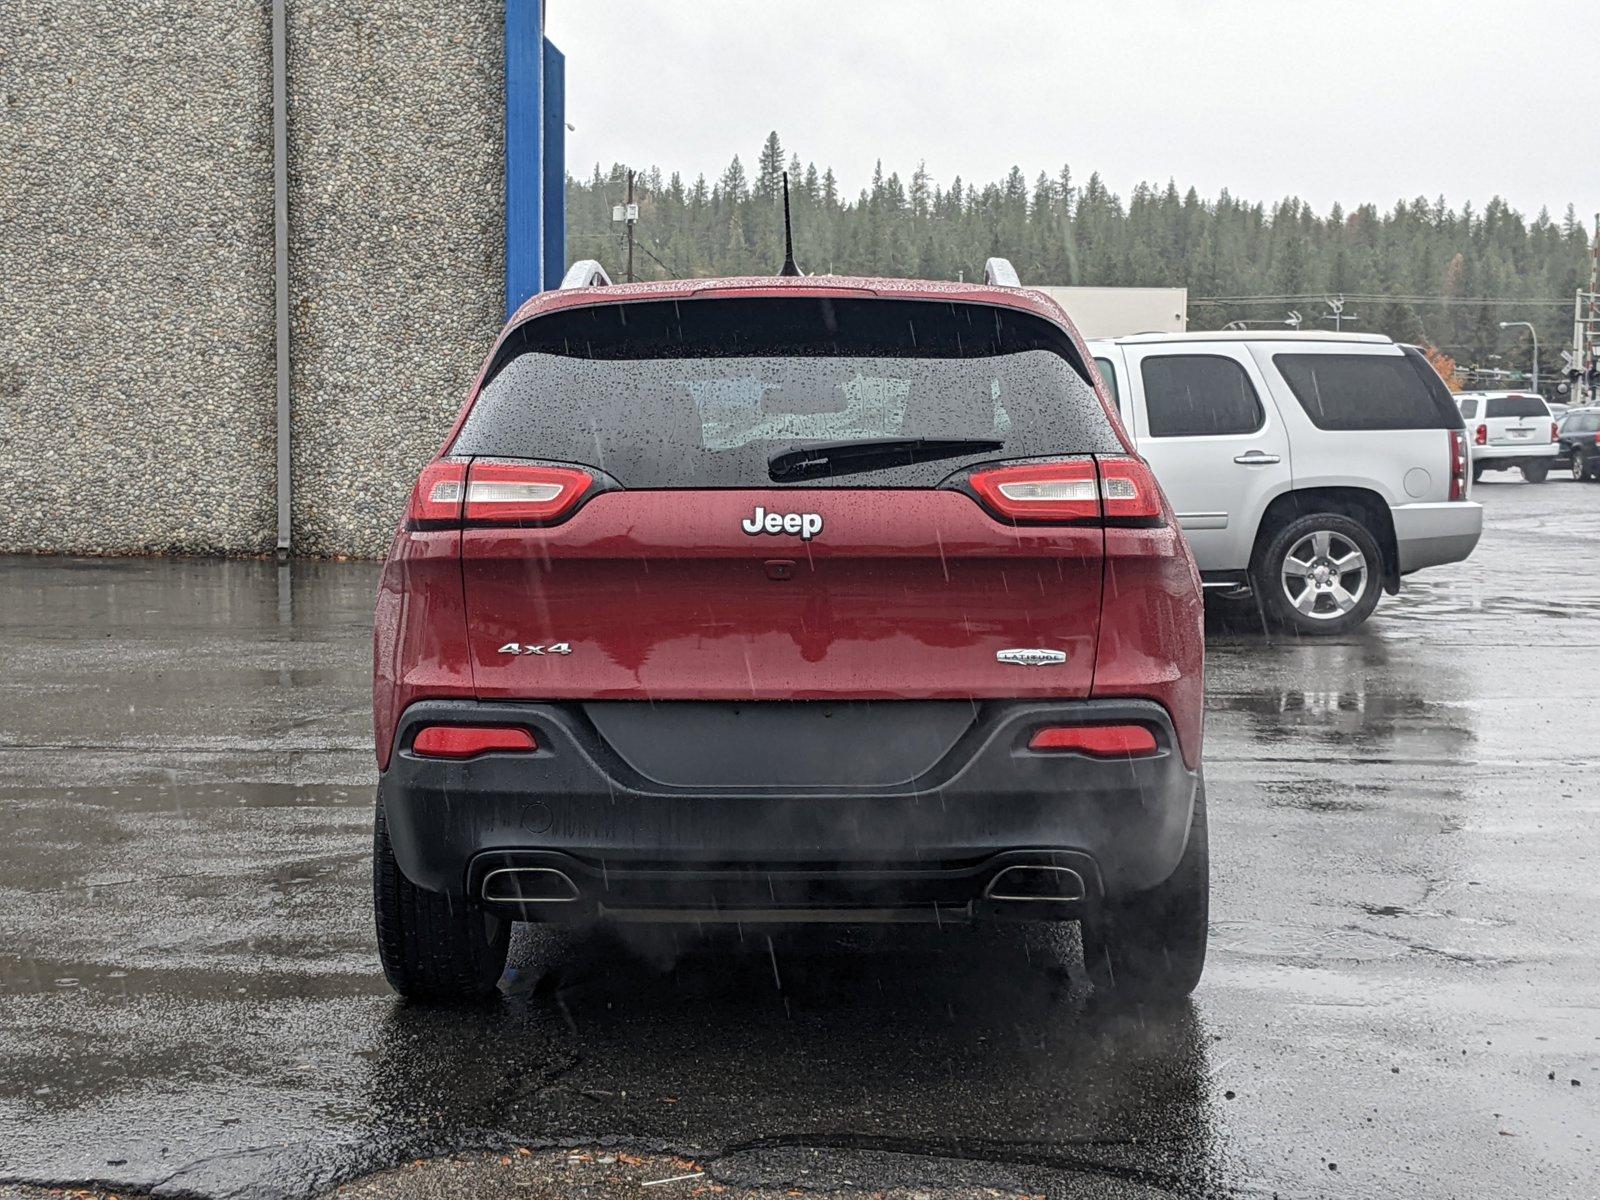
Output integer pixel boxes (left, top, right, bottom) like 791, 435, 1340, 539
1521, 461, 1550, 483
1251, 512, 1384, 637
1575, 451, 1596, 482
1472, 462, 1485, 482
374, 803, 510, 1002
1081, 781, 1208, 1003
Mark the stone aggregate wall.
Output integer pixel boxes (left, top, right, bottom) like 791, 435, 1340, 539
1, 1, 506, 557
286, 2, 504, 558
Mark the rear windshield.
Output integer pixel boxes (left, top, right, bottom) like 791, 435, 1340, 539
1274, 351, 1463, 431
451, 298, 1121, 488
1484, 394, 1548, 419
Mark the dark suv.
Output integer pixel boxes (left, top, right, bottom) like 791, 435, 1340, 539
372, 274, 1208, 1002
1557, 408, 1600, 480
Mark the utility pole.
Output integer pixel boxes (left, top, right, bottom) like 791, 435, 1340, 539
1589, 214, 1600, 402
626, 169, 636, 283
1499, 320, 1539, 394
611, 170, 639, 282
1319, 295, 1358, 331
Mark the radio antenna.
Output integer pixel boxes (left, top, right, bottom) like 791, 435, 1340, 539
778, 171, 802, 277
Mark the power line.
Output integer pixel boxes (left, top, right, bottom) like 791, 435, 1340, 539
1196, 293, 1571, 307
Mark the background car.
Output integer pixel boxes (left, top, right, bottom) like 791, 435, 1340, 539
1089, 332, 1481, 636
1556, 407, 1600, 481
1456, 391, 1559, 482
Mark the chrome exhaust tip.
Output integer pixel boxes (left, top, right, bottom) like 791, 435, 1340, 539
480, 866, 580, 904
983, 864, 1086, 903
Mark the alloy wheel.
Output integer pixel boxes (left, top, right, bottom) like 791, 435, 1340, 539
1280, 529, 1368, 621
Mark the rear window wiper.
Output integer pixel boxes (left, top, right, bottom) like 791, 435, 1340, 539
768, 437, 1003, 481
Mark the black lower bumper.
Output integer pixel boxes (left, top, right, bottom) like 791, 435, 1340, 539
378, 699, 1200, 921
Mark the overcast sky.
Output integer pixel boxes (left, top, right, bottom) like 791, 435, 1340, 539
549, 0, 1597, 224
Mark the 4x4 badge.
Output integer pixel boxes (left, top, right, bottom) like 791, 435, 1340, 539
996, 648, 1067, 667
498, 642, 572, 656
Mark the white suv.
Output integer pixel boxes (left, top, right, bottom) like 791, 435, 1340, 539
1455, 391, 1559, 482
1088, 331, 1483, 635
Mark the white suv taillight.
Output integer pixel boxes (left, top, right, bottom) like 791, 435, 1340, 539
1448, 430, 1469, 501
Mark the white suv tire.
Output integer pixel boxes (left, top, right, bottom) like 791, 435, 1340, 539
1252, 512, 1384, 636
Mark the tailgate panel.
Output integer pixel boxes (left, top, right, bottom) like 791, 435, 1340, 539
462, 490, 1102, 701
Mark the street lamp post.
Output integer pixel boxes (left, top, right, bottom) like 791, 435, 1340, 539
1499, 321, 1540, 395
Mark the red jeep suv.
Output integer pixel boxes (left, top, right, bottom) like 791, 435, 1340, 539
372, 274, 1207, 1002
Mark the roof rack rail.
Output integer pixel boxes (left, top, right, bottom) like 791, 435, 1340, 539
984, 257, 1021, 288
559, 260, 614, 289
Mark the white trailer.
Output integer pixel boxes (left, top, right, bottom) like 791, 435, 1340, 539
1030, 286, 1188, 339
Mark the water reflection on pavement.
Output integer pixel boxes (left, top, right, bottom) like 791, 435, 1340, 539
1, 480, 1597, 1198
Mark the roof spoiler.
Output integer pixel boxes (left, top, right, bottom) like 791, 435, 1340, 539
984, 257, 1021, 288
559, 260, 614, 289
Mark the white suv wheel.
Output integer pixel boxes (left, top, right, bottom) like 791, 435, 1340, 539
1279, 529, 1369, 620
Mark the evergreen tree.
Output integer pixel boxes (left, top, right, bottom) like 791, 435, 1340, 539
755, 132, 785, 201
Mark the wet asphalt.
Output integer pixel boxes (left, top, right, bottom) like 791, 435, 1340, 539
1, 479, 1597, 1200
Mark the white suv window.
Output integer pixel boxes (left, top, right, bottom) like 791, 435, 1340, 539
1484, 394, 1548, 419
1093, 356, 1119, 407
1140, 354, 1264, 438
1274, 353, 1459, 431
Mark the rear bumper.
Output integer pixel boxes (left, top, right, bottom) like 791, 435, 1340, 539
1470, 443, 1557, 464
1391, 500, 1483, 575
378, 698, 1200, 921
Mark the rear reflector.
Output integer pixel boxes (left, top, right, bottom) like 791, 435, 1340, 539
412, 725, 537, 759
405, 460, 467, 526
464, 461, 593, 524
1028, 724, 1158, 757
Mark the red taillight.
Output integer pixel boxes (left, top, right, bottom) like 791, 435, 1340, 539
1028, 724, 1158, 757
464, 460, 593, 525
412, 725, 536, 759
967, 457, 1165, 525
969, 459, 1100, 523
1551, 422, 1559, 443
1474, 424, 1488, 445
406, 460, 466, 526
1095, 456, 1164, 521
1448, 429, 1469, 501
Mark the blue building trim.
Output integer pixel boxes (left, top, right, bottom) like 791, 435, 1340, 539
505, 0, 545, 316
541, 39, 566, 291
